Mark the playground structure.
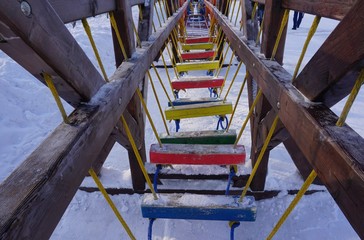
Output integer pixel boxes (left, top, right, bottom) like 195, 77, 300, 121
0, 0, 363, 239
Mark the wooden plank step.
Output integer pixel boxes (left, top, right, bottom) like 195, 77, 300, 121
168, 97, 222, 107
172, 76, 224, 90
181, 43, 214, 51
141, 194, 256, 221
165, 102, 232, 120
185, 36, 211, 44
150, 143, 245, 165
176, 61, 219, 72
160, 129, 237, 144
181, 50, 215, 60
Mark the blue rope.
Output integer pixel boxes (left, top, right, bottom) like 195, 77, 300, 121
209, 87, 218, 98
225, 168, 236, 195
230, 222, 240, 240
216, 116, 229, 130
174, 90, 179, 99
148, 218, 156, 240
153, 165, 162, 193
175, 119, 181, 132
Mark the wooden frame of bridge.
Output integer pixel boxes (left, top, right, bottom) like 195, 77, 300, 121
0, 0, 363, 239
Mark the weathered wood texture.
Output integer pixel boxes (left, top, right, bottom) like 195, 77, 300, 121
282, 0, 357, 20
206, 2, 364, 238
0, 3, 187, 239
0, 0, 140, 149
293, 0, 364, 107
49, 0, 115, 23
0, 1, 105, 106
261, 0, 287, 64
91, 135, 117, 175
138, 0, 155, 42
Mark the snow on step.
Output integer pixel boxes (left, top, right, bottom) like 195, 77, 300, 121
171, 76, 224, 90
141, 193, 256, 221
149, 143, 245, 165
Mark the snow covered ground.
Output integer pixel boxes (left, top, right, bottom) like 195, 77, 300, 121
0, 7, 361, 240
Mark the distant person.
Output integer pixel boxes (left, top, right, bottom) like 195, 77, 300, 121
257, 4, 264, 26
292, 11, 304, 30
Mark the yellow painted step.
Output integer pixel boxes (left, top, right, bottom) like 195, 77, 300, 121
181, 43, 215, 51
176, 61, 219, 72
165, 102, 233, 120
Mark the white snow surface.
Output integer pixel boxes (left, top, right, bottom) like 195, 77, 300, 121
0, 7, 361, 240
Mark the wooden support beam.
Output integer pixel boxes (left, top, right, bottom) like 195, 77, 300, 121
91, 135, 117, 175
282, 0, 357, 20
0, 0, 140, 153
49, 0, 115, 23
0, 3, 187, 238
138, 0, 155, 42
0, 1, 105, 105
261, 0, 287, 65
206, 2, 364, 238
293, 1, 364, 107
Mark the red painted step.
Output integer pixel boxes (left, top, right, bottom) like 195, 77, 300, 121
185, 37, 211, 44
150, 144, 246, 165
171, 76, 224, 90
181, 50, 215, 60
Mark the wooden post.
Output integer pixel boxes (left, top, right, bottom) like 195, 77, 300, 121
0, 4, 187, 238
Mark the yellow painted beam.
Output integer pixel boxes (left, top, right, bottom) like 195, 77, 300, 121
176, 61, 219, 72
165, 102, 233, 120
181, 43, 215, 51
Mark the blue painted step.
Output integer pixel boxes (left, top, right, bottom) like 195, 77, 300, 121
141, 193, 256, 221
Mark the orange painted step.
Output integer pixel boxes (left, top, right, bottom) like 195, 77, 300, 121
181, 50, 215, 60
171, 76, 224, 90
185, 37, 211, 44
150, 144, 246, 165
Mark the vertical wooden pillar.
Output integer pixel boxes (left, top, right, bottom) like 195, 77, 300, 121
261, 0, 287, 64
111, 0, 147, 192
248, 0, 289, 191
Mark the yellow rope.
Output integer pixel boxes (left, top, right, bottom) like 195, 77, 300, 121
233, 1, 242, 26
224, 0, 232, 16
171, 0, 176, 13
160, 49, 174, 92
120, 115, 158, 200
233, 89, 262, 144
216, 41, 231, 76
164, 0, 171, 17
151, 63, 175, 105
165, 40, 180, 78
43, 73, 69, 124
255, 13, 264, 45
88, 168, 136, 240
292, 16, 321, 81
266, 170, 317, 240
223, 61, 244, 101
239, 114, 280, 202
136, 89, 163, 146
147, 71, 170, 135
171, 29, 183, 62
251, 2, 258, 20
266, 70, 364, 240
270, 9, 289, 60
229, 0, 238, 22
154, 3, 163, 27
336, 69, 364, 127
226, 70, 248, 131
158, 0, 166, 23
132, 21, 142, 48
109, 12, 128, 60
82, 18, 109, 81
220, 50, 236, 92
